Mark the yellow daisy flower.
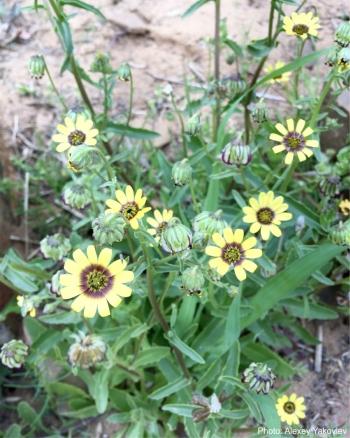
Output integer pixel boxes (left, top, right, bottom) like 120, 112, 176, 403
265, 61, 292, 84
339, 199, 350, 216
147, 209, 173, 242
105, 185, 151, 230
269, 118, 319, 165
60, 245, 134, 318
242, 191, 292, 241
276, 393, 306, 426
52, 115, 99, 153
205, 227, 262, 281
283, 12, 320, 40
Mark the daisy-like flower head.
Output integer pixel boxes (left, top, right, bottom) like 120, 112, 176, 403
147, 209, 173, 242
242, 191, 293, 241
205, 227, 262, 281
105, 185, 151, 230
276, 393, 306, 426
265, 61, 292, 84
60, 245, 134, 318
269, 119, 319, 165
283, 12, 320, 40
52, 115, 98, 153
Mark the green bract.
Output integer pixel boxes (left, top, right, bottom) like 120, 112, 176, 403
160, 218, 192, 253
40, 233, 71, 261
92, 212, 126, 244
0, 340, 28, 369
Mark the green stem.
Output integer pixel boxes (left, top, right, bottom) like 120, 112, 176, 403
97, 149, 114, 182
43, 60, 68, 111
189, 179, 200, 213
115, 72, 134, 149
171, 95, 188, 157
294, 39, 306, 101
212, 0, 221, 143
102, 73, 109, 119
280, 160, 297, 192
142, 246, 191, 380
309, 72, 335, 129
70, 56, 95, 117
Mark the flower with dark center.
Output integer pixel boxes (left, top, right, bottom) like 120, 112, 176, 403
105, 185, 151, 230
60, 245, 134, 318
269, 118, 319, 165
265, 61, 292, 84
147, 209, 174, 243
276, 393, 306, 425
243, 191, 292, 241
205, 227, 262, 280
52, 115, 98, 154
283, 12, 320, 40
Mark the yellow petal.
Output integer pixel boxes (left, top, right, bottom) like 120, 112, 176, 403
84, 298, 98, 318
154, 210, 163, 223
243, 213, 256, 224
303, 148, 314, 158
273, 144, 285, 153
163, 209, 173, 221
116, 270, 134, 284
245, 248, 262, 259
260, 225, 271, 241
57, 124, 69, 135
295, 119, 305, 133
208, 257, 224, 269
115, 189, 128, 204
285, 152, 294, 165
64, 117, 75, 130
249, 197, 259, 210
98, 298, 110, 317
56, 143, 71, 152
233, 229, 244, 243
302, 126, 313, 137
216, 261, 230, 276
105, 290, 122, 308
242, 236, 257, 250
87, 245, 98, 263
71, 294, 87, 313
60, 274, 78, 287
98, 248, 112, 266
113, 283, 132, 297
60, 286, 81, 299
275, 123, 287, 135
76, 114, 86, 131
109, 259, 127, 275
305, 139, 318, 147
270, 224, 282, 237
205, 245, 222, 257
64, 258, 80, 274
129, 218, 139, 229
234, 265, 246, 281
134, 188, 143, 204
147, 217, 159, 228
223, 228, 234, 243
105, 199, 121, 212
125, 185, 135, 202
241, 260, 257, 273
276, 212, 292, 221
85, 137, 97, 146
73, 249, 89, 268
297, 151, 307, 162
212, 232, 226, 248
250, 222, 261, 234
52, 134, 67, 143
286, 118, 294, 132
269, 133, 283, 142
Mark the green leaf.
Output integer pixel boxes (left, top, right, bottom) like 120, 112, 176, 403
149, 377, 190, 400
219, 376, 246, 392
107, 412, 132, 424
224, 295, 241, 349
56, 19, 73, 55
106, 122, 159, 140
218, 409, 249, 420
31, 330, 63, 355
17, 401, 37, 425
39, 311, 81, 325
162, 403, 197, 417
282, 299, 338, 320
89, 370, 110, 414
175, 296, 197, 337
196, 358, 222, 391
134, 347, 170, 368
49, 382, 90, 400
166, 330, 205, 364
240, 392, 263, 423
224, 38, 243, 57
247, 37, 272, 58
283, 195, 321, 231
241, 243, 343, 329
4, 424, 22, 438
182, 0, 212, 17
61, 405, 98, 419
252, 394, 281, 430
61, 0, 105, 19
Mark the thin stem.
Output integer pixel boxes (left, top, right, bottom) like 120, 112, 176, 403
43, 60, 68, 111
309, 72, 335, 129
142, 246, 191, 380
294, 39, 306, 101
115, 72, 134, 149
189, 179, 200, 213
102, 73, 109, 119
171, 95, 188, 157
267, 0, 275, 44
97, 149, 114, 182
212, 0, 221, 142
70, 56, 95, 117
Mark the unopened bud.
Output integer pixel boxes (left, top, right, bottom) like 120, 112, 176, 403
117, 62, 131, 81
28, 55, 45, 79
186, 113, 201, 136
335, 21, 350, 48
242, 362, 276, 394
0, 340, 28, 369
90, 52, 113, 74
92, 212, 126, 244
160, 218, 192, 254
40, 233, 71, 261
68, 333, 106, 369
172, 159, 192, 186
182, 266, 205, 296
221, 142, 252, 166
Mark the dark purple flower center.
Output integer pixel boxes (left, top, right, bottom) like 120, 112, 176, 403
222, 243, 243, 265
284, 401, 296, 414
68, 130, 86, 146
292, 24, 309, 35
257, 207, 274, 225
80, 264, 113, 297
283, 132, 305, 152
121, 202, 139, 220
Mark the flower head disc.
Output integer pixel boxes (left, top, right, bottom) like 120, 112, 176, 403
269, 119, 319, 165
52, 115, 98, 154
60, 245, 134, 318
243, 191, 292, 241
147, 209, 174, 242
276, 393, 306, 426
205, 227, 262, 281
265, 61, 291, 84
283, 12, 320, 40
105, 185, 151, 230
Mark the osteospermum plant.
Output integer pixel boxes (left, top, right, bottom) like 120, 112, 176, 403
1, 0, 348, 435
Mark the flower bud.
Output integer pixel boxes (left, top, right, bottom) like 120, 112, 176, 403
250, 101, 268, 124
186, 113, 201, 136
191, 230, 207, 250
40, 233, 71, 261
63, 181, 90, 209
335, 21, 350, 48
181, 266, 205, 296
335, 146, 350, 176
338, 47, 350, 65
17, 295, 36, 317
319, 175, 341, 197
221, 142, 252, 166
0, 340, 28, 369
92, 212, 126, 244
242, 362, 276, 394
90, 52, 113, 74
68, 145, 101, 171
28, 55, 45, 79
339, 199, 350, 216
68, 333, 106, 369
50, 270, 62, 295
226, 53, 236, 65
193, 210, 227, 241
330, 220, 350, 246
65, 107, 92, 123
172, 159, 192, 186
325, 47, 339, 68
117, 63, 131, 81
228, 78, 246, 98
160, 218, 192, 254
